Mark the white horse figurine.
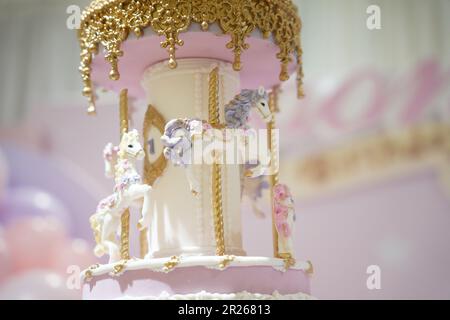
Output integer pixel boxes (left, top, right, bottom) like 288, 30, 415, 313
89, 129, 152, 263
161, 86, 273, 195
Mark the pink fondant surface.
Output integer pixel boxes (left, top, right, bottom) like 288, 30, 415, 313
91, 31, 297, 99
82, 266, 310, 300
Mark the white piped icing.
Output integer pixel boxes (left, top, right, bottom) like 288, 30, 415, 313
81, 256, 312, 281
118, 290, 315, 300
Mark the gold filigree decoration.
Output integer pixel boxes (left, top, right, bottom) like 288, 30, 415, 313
110, 260, 128, 276
78, 0, 303, 113
141, 104, 168, 258
279, 253, 296, 269
143, 105, 168, 186
162, 255, 181, 272
218, 255, 235, 269
208, 67, 226, 256
83, 263, 101, 282
84, 270, 94, 282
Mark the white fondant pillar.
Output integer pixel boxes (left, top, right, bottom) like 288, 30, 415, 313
141, 59, 245, 257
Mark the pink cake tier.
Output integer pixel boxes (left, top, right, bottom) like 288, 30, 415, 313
81, 256, 313, 300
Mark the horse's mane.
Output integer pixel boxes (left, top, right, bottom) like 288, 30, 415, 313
103, 143, 119, 178
161, 118, 201, 167
224, 89, 258, 128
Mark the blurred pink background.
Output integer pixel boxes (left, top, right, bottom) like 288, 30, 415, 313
0, 0, 449, 299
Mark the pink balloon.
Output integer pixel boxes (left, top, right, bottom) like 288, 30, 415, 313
0, 226, 11, 283
0, 187, 71, 227
4, 217, 68, 272
0, 270, 81, 300
51, 238, 97, 274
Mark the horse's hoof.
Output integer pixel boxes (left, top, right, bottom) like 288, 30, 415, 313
191, 190, 199, 197
245, 170, 253, 178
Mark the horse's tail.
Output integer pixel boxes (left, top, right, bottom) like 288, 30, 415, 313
89, 213, 106, 258
93, 244, 106, 258
103, 142, 119, 178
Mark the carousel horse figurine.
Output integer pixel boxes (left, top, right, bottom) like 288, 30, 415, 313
162, 86, 273, 196
161, 118, 205, 195
89, 129, 152, 263
224, 86, 277, 179
273, 183, 296, 259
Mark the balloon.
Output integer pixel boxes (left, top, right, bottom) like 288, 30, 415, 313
51, 238, 97, 274
0, 270, 81, 300
0, 143, 102, 239
4, 217, 68, 272
0, 226, 11, 283
0, 148, 8, 205
0, 187, 71, 227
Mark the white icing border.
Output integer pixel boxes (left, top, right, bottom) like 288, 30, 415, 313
82, 256, 312, 281
118, 290, 315, 300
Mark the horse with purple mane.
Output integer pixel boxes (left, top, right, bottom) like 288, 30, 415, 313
161, 86, 273, 195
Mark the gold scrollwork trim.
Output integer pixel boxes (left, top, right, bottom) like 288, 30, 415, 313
143, 104, 168, 186
218, 255, 235, 270
110, 260, 128, 276
141, 104, 168, 258
162, 255, 181, 272
78, 0, 303, 113
84, 270, 94, 282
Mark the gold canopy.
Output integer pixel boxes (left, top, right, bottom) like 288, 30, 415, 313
78, 0, 303, 113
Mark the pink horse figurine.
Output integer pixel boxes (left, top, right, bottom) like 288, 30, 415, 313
273, 183, 296, 258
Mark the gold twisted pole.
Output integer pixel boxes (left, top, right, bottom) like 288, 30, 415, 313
139, 228, 148, 259
208, 67, 221, 125
208, 67, 225, 256
119, 89, 131, 260
268, 86, 280, 258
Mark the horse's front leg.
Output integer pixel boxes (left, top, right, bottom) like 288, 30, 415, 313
101, 212, 121, 263
245, 149, 276, 178
185, 165, 200, 196
128, 184, 153, 231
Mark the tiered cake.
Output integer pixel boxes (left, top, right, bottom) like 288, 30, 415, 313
78, 0, 313, 300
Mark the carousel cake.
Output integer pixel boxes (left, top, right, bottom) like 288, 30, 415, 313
77, 0, 313, 300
